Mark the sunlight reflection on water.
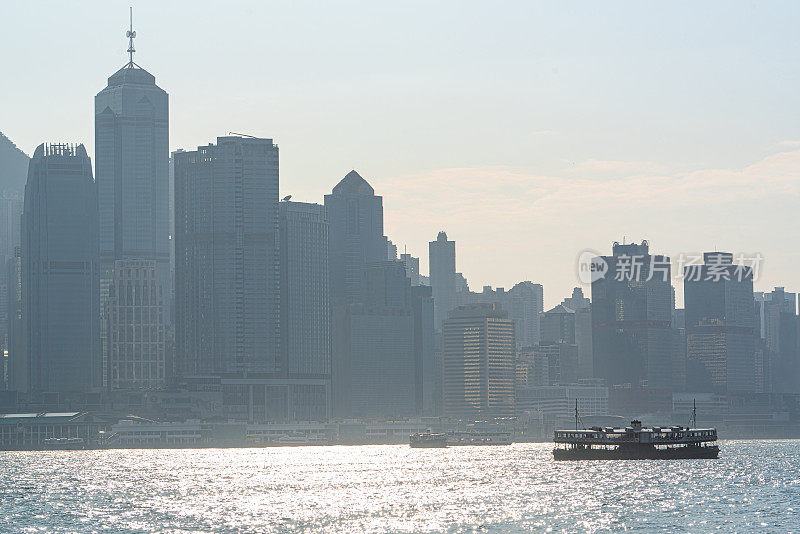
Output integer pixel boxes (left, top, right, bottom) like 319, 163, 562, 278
2, 441, 800, 532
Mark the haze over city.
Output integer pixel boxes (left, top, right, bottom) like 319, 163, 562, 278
3, 0, 800, 307
6, 3, 800, 531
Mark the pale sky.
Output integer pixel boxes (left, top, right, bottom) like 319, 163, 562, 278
3, 1, 800, 307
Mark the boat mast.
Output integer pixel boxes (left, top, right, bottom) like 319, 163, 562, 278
691, 399, 697, 428
575, 399, 578, 430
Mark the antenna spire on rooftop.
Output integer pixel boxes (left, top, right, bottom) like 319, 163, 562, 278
126, 7, 136, 66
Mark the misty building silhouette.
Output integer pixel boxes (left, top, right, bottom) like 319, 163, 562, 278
684, 252, 756, 394
279, 200, 331, 419
21, 144, 100, 392
429, 231, 456, 330
332, 261, 417, 418
754, 287, 798, 394
324, 170, 388, 307
173, 136, 280, 376
95, 53, 170, 322
591, 241, 673, 391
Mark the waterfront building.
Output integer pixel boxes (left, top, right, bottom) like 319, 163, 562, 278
332, 261, 422, 419
515, 380, 608, 421
279, 200, 331, 418
95, 25, 170, 320
442, 303, 515, 419
173, 136, 280, 377
106, 259, 167, 390
21, 144, 100, 392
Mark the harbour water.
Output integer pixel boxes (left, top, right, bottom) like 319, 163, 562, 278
2, 440, 800, 532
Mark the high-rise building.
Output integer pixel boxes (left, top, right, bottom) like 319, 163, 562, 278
95, 26, 170, 323
507, 281, 544, 348
410, 285, 436, 414
332, 261, 417, 418
684, 252, 756, 393
279, 200, 331, 419
429, 231, 457, 330
173, 136, 280, 377
6, 247, 23, 392
443, 303, 515, 419
591, 240, 673, 389
0, 190, 23, 261
106, 259, 166, 390
21, 144, 100, 392
0, 190, 24, 381
399, 252, 420, 286
755, 287, 798, 393
324, 171, 387, 306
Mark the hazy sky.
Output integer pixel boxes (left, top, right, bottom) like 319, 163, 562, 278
3, 1, 800, 307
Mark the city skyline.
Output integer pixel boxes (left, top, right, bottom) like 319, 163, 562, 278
2, 2, 800, 307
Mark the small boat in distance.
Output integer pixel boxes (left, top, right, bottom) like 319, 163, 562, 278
410, 432, 448, 448
447, 430, 512, 446
553, 400, 719, 460
42, 437, 86, 451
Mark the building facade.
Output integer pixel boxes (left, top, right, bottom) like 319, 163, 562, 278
95, 44, 170, 321
324, 170, 387, 307
684, 252, 756, 393
591, 240, 673, 390
21, 144, 100, 392
429, 231, 456, 330
279, 200, 331, 419
106, 259, 167, 390
443, 303, 515, 419
173, 136, 280, 377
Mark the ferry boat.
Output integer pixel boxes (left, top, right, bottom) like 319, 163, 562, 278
409, 432, 448, 448
553, 401, 719, 460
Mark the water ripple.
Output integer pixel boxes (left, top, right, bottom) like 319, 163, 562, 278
2, 441, 800, 532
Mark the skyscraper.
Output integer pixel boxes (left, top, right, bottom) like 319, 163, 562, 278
507, 281, 544, 347
6, 247, 23, 392
95, 23, 170, 321
173, 136, 280, 377
399, 252, 420, 286
324, 170, 387, 306
106, 259, 167, 390
332, 261, 417, 418
755, 287, 798, 393
429, 231, 456, 329
591, 240, 673, 390
279, 200, 331, 418
443, 303, 515, 419
22, 144, 100, 392
684, 252, 756, 393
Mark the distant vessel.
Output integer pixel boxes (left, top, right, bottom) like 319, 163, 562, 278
42, 437, 86, 451
553, 401, 719, 460
447, 430, 512, 446
409, 432, 448, 448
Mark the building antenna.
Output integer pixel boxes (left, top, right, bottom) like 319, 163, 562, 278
126, 7, 136, 66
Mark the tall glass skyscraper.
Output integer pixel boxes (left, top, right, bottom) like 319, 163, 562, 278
591, 241, 674, 390
324, 171, 387, 306
22, 144, 100, 392
173, 136, 280, 377
684, 252, 756, 394
94, 32, 170, 320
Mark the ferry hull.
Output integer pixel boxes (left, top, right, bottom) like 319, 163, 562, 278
410, 440, 448, 448
553, 445, 719, 460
